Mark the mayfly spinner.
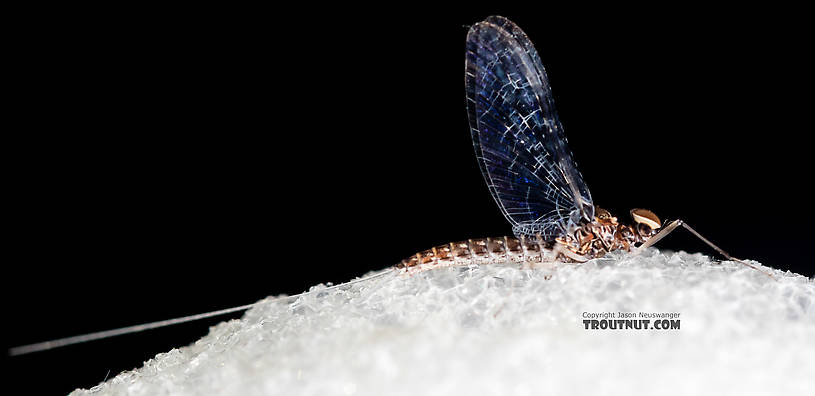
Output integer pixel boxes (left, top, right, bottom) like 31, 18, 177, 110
396, 15, 765, 275
9, 16, 768, 357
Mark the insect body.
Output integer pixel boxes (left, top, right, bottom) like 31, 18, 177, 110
396, 208, 661, 272
396, 16, 763, 276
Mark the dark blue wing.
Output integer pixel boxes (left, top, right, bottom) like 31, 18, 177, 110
465, 16, 593, 241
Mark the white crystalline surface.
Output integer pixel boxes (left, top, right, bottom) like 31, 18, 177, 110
73, 250, 815, 396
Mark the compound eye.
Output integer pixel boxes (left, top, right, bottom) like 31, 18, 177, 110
630, 208, 661, 229
637, 223, 653, 237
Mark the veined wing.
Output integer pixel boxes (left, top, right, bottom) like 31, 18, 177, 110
465, 16, 593, 241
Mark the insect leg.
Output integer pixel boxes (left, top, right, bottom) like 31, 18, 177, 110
634, 220, 773, 279
550, 242, 590, 263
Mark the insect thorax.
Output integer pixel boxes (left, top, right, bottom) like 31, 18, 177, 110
555, 219, 644, 260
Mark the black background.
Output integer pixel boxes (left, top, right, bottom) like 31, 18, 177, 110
5, 5, 812, 394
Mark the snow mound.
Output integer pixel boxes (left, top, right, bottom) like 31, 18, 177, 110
72, 249, 815, 396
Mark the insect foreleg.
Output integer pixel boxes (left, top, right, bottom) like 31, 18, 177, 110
633, 219, 773, 279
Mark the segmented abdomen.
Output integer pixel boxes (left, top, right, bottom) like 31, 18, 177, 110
395, 236, 555, 272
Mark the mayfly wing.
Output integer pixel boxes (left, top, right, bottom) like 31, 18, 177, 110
465, 16, 593, 241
